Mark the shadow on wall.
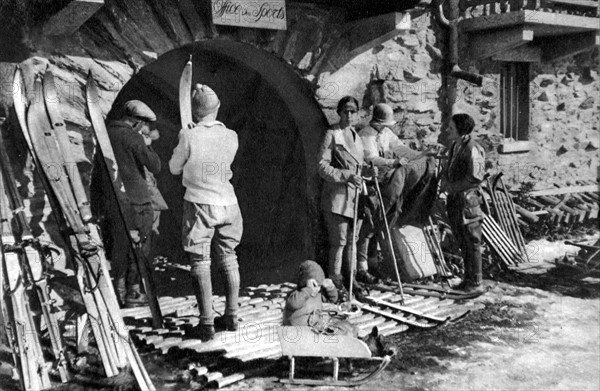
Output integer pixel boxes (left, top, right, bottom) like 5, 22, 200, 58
107, 40, 329, 285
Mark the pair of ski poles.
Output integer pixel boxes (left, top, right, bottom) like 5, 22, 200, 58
348, 163, 405, 306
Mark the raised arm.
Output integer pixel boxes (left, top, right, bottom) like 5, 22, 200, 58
168, 129, 190, 175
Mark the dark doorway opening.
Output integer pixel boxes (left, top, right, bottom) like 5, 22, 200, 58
109, 39, 328, 285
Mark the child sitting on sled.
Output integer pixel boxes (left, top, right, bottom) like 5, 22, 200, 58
283, 260, 358, 337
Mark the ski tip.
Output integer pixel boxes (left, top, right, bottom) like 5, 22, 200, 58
188, 54, 192, 62
13, 66, 23, 84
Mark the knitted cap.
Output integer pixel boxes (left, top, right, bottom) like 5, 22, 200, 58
192, 84, 220, 117
371, 103, 396, 126
124, 100, 156, 122
296, 260, 325, 288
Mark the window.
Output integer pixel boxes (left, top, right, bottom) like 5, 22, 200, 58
500, 62, 530, 141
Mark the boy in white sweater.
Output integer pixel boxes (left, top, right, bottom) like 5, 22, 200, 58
169, 84, 243, 341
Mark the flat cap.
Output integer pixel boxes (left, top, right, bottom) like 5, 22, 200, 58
124, 100, 156, 122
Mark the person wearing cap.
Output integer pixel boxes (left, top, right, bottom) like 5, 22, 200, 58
357, 103, 435, 283
317, 96, 375, 297
169, 84, 242, 341
442, 113, 485, 292
91, 99, 162, 308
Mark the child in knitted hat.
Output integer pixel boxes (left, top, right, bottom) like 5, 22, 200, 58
284, 260, 357, 337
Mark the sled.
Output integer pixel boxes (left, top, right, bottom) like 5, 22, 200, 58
277, 326, 392, 387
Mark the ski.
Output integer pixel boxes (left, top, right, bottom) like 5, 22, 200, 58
41, 67, 138, 368
179, 55, 193, 129
1, 159, 51, 391
25, 73, 122, 377
0, 128, 71, 383
43, 69, 92, 223
13, 67, 33, 153
86, 71, 163, 330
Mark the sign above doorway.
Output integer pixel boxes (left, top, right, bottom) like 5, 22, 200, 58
211, 0, 287, 30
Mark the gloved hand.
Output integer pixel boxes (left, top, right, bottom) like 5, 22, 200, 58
364, 165, 378, 177
321, 278, 335, 291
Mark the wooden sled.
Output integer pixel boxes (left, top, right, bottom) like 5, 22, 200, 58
277, 326, 392, 387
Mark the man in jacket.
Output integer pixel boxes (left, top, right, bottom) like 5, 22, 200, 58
169, 84, 242, 341
93, 100, 162, 307
357, 103, 435, 282
442, 113, 485, 292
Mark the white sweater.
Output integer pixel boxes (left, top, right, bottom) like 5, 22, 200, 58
169, 121, 239, 206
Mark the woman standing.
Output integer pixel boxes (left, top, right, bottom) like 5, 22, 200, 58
317, 96, 374, 294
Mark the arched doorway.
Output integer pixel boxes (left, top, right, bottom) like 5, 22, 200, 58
109, 39, 328, 285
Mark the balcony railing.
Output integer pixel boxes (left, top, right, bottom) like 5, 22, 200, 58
459, 0, 599, 18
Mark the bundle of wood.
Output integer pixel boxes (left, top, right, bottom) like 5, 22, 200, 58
512, 181, 600, 241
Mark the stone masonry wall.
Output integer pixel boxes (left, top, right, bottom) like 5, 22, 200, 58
313, 11, 599, 189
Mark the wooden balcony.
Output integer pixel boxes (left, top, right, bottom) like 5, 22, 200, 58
458, 0, 600, 61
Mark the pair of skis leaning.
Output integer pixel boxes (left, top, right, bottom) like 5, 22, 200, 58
0, 130, 55, 390
11, 66, 156, 390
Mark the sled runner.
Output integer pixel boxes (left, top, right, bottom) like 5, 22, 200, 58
278, 325, 392, 387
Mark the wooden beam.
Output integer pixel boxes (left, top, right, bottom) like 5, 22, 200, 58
541, 32, 600, 62
347, 12, 411, 58
498, 140, 532, 153
492, 44, 541, 62
43, 0, 104, 36
548, 0, 600, 10
460, 10, 600, 33
177, 0, 206, 40
528, 185, 599, 197
469, 27, 534, 60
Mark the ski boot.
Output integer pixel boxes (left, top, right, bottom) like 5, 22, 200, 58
215, 314, 238, 332
124, 284, 148, 308
356, 269, 379, 285
192, 324, 216, 341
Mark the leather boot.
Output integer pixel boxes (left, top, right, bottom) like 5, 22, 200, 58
356, 269, 379, 285
330, 274, 348, 303
215, 314, 238, 332
125, 284, 148, 308
194, 324, 215, 342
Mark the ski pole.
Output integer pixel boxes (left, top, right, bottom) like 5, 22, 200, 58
348, 165, 361, 305
371, 162, 405, 303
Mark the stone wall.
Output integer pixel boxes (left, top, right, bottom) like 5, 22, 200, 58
313, 10, 599, 188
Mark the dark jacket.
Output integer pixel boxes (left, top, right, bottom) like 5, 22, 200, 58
107, 121, 161, 205
445, 135, 485, 195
